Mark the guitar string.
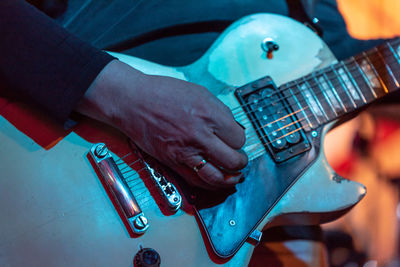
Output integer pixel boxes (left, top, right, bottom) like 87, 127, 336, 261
128, 177, 155, 192
118, 52, 399, 162
244, 124, 309, 159
118, 145, 191, 209
238, 109, 308, 147
118, 41, 400, 174
117, 152, 166, 189
127, 69, 399, 171
118, 158, 142, 171
244, 120, 307, 152
108, 155, 156, 205
244, 60, 396, 159
239, 58, 400, 150
123, 172, 160, 206
121, 166, 147, 175
102, 27, 400, 201
94, 1, 381, 157
233, 52, 400, 137
238, 62, 398, 145
118, 41, 400, 155
127, 179, 145, 188
233, 50, 400, 123
234, 90, 310, 133
235, 67, 362, 132
232, 58, 400, 139
230, 38, 400, 115
232, 39, 399, 118
100, 53, 400, 207
115, 152, 133, 163
112, 42, 400, 158
124, 173, 141, 181
138, 197, 154, 208
240, 68, 397, 151
110, 12, 394, 184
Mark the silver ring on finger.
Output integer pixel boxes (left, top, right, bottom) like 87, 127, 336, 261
193, 159, 207, 173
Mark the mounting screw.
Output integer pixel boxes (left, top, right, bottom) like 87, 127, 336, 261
133, 215, 148, 230
229, 220, 236, 226
94, 143, 108, 158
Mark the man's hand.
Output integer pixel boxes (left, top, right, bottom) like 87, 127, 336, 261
76, 60, 248, 189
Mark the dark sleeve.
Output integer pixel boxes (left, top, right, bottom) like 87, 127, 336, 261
0, 0, 115, 122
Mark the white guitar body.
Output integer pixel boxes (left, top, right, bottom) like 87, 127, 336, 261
0, 14, 365, 266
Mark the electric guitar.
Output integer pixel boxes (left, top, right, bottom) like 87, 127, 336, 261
1, 13, 398, 266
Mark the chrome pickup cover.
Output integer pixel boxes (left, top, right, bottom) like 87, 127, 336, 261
235, 76, 310, 162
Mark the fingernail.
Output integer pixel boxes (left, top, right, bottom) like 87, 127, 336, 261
236, 121, 246, 129
230, 172, 244, 183
224, 172, 244, 183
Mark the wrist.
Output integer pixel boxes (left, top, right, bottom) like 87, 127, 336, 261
75, 59, 145, 128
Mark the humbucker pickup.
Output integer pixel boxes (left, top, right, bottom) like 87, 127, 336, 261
235, 76, 310, 162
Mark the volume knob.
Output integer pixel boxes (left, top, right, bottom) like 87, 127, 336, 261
134, 247, 161, 267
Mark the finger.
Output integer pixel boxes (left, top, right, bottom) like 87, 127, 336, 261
212, 106, 246, 149
185, 155, 243, 187
167, 159, 215, 189
201, 134, 248, 171
197, 162, 244, 187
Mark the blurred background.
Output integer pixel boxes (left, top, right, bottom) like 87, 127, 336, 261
324, 1, 400, 266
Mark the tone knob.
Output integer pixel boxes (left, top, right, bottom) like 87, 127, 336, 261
134, 247, 161, 267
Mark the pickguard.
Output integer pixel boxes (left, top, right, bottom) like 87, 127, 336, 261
193, 129, 321, 258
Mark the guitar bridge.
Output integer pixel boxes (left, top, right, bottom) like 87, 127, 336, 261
235, 76, 310, 162
142, 161, 182, 212
89, 143, 149, 235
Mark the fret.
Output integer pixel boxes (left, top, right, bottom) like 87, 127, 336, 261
339, 62, 368, 104
307, 74, 337, 120
298, 79, 328, 124
285, 86, 313, 131
344, 58, 377, 103
381, 42, 400, 85
353, 57, 380, 98
388, 40, 400, 63
321, 72, 347, 114
375, 46, 400, 87
278, 39, 400, 129
329, 65, 358, 110
369, 47, 400, 92
361, 52, 389, 95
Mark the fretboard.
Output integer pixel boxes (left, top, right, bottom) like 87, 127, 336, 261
280, 38, 400, 132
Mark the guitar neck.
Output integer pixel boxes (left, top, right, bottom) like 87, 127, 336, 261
281, 38, 400, 131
